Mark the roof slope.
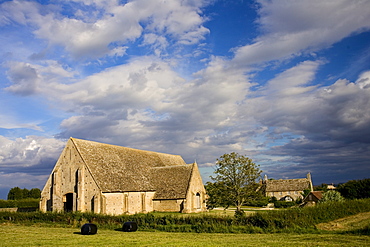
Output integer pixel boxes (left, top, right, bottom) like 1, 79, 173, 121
309, 191, 323, 200
150, 164, 193, 199
265, 178, 311, 192
71, 138, 189, 198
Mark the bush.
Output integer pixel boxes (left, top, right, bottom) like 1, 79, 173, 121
273, 201, 296, 208
0, 200, 17, 208
319, 190, 344, 203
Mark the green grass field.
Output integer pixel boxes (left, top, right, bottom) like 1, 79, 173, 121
1, 224, 369, 247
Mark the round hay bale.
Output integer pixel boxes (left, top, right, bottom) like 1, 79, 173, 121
122, 221, 138, 232
81, 223, 98, 235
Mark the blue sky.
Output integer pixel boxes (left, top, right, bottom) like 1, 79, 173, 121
0, 0, 370, 199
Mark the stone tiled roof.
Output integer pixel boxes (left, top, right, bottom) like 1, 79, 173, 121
265, 178, 311, 192
71, 138, 190, 199
150, 164, 193, 199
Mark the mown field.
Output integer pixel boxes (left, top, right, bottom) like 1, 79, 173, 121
1, 199, 370, 246
1, 224, 369, 247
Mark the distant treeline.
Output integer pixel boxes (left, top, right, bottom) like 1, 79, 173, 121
337, 178, 370, 199
7, 187, 41, 200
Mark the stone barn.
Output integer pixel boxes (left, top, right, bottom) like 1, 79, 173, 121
40, 138, 207, 215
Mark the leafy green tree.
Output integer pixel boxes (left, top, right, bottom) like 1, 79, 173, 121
314, 183, 329, 192
22, 188, 30, 199
337, 178, 370, 199
7, 187, 23, 200
210, 152, 262, 212
205, 181, 230, 209
319, 190, 344, 203
28, 188, 41, 199
301, 188, 311, 199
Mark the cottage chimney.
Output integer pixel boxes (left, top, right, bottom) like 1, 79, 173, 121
264, 174, 268, 181
307, 173, 313, 191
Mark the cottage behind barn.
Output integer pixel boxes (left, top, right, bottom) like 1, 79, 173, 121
261, 173, 313, 201
40, 138, 207, 215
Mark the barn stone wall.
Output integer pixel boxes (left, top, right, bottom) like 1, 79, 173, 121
102, 192, 155, 215
153, 199, 184, 212
183, 164, 207, 213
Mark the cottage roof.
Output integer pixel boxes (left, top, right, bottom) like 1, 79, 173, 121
70, 138, 190, 198
265, 178, 311, 192
307, 191, 323, 201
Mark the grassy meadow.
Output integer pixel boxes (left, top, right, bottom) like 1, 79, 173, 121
1, 224, 369, 247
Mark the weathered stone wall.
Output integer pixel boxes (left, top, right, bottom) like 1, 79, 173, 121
183, 163, 207, 213
268, 190, 303, 201
153, 199, 183, 212
102, 191, 155, 215
40, 140, 101, 213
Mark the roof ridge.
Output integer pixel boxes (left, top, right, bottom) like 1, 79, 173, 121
71, 137, 182, 158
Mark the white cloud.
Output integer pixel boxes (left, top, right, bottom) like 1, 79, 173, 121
232, 0, 370, 67
4, 62, 40, 96
248, 63, 370, 140
5, 60, 76, 96
356, 70, 370, 89
0, 136, 64, 169
1, 0, 210, 59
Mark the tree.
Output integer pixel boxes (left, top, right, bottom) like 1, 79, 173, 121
314, 183, 329, 192
29, 188, 41, 199
205, 181, 230, 209
319, 190, 344, 203
209, 152, 262, 212
301, 188, 311, 199
7, 187, 23, 200
337, 178, 370, 199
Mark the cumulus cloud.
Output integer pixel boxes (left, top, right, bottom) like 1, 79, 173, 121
5, 62, 40, 95
0, 136, 64, 174
0, 0, 210, 59
4, 60, 75, 96
232, 0, 370, 67
246, 65, 370, 181
51, 56, 252, 160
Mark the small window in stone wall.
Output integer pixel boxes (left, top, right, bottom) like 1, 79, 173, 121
196, 193, 201, 209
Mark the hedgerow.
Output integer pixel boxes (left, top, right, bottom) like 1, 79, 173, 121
0, 199, 39, 208
0, 198, 369, 233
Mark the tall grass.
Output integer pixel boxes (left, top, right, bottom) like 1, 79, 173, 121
1, 198, 369, 233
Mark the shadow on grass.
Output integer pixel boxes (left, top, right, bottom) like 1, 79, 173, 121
340, 227, 370, 236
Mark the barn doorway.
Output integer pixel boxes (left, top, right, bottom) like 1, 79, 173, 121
64, 193, 74, 212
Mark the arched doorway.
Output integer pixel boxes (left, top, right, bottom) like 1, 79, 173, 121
64, 193, 74, 212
